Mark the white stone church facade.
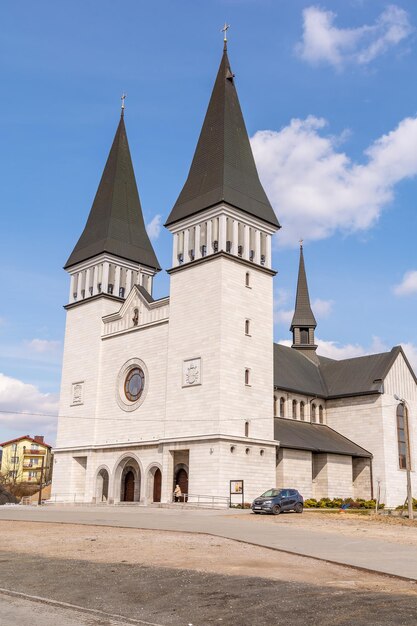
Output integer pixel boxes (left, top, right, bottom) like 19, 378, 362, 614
52, 45, 417, 508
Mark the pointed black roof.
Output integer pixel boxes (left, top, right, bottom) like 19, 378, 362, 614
165, 46, 280, 228
290, 246, 317, 330
65, 115, 160, 271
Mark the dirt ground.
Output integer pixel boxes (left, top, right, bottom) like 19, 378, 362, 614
234, 509, 417, 546
1, 520, 416, 594
1, 520, 417, 625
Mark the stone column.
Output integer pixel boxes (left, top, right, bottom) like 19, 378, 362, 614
219, 214, 227, 252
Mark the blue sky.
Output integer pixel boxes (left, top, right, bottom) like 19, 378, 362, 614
0, 1, 416, 443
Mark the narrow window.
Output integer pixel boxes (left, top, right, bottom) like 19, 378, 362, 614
300, 401, 305, 421
245, 272, 250, 287
274, 396, 278, 417
319, 405, 324, 424
245, 369, 250, 386
279, 397, 285, 417
245, 319, 250, 335
300, 328, 309, 344
397, 403, 408, 469
311, 403, 316, 422
292, 399, 297, 419
245, 421, 249, 437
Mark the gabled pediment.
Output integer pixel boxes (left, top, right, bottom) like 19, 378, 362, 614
102, 285, 169, 337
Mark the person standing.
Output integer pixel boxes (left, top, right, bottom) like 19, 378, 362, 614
174, 484, 182, 502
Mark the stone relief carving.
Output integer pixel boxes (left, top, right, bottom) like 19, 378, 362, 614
71, 382, 84, 405
183, 358, 202, 387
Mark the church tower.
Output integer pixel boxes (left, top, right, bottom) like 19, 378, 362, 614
290, 243, 318, 363
164, 40, 280, 497
56, 110, 160, 450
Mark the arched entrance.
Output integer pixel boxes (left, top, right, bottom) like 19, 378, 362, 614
96, 468, 109, 502
153, 468, 162, 502
146, 466, 162, 503
114, 456, 141, 503
123, 470, 135, 502
174, 465, 188, 502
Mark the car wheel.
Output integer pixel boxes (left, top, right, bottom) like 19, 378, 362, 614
294, 503, 303, 513
271, 504, 281, 515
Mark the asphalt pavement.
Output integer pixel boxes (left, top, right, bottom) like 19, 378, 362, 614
0, 504, 415, 580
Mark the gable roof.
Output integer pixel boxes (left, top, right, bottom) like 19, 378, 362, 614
274, 344, 415, 399
274, 344, 327, 397
165, 46, 280, 229
65, 115, 160, 271
274, 418, 372, 458
0, 435, 52, 449
291, 246, 317, 330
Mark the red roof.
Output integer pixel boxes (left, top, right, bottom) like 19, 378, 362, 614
0, 435, 52, 449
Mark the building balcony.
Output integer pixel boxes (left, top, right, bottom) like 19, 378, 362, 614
23, 449, 46, 456
23, 464, 41, 470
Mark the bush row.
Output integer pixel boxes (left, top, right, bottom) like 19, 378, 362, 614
304, 497, 384, 509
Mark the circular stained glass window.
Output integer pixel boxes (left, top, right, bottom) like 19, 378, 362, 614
124, 367, 145, 402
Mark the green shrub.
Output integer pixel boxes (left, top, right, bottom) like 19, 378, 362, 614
304, 497, 383, 510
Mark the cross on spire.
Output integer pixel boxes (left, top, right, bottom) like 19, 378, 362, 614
121, 93, 127, 117
299, 238, 303, 249
221, 23, 230, 49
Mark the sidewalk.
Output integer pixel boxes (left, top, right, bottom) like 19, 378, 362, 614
0, 505, 416, 580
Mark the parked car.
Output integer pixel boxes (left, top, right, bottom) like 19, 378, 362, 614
251, 488, 304, 515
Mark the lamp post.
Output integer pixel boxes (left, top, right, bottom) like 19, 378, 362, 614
394, 395, 413, 520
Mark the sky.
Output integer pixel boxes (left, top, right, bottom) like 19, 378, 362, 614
0, 0, 416, 444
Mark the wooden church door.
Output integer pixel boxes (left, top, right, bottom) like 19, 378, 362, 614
153, 468, 162, 503
124, 470, 135, 502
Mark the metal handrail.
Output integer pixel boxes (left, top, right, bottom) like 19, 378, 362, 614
172, 493, 230, 507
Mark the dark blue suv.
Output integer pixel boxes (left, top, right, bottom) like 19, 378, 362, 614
251, 488, 304, 515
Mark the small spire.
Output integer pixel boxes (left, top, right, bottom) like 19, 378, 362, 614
221, 22, 230, 50
121, 93, 127, 117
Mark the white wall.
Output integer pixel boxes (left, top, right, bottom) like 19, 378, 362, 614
55, 297, 118, 449
165, 256, 274, 441
276, 448, 313, 498
382, 353, 417, 507
326, 395, 384, 501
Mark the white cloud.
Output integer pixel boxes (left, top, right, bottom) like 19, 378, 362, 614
296, 5, 413, 69
146, 214, 162, 241
311, 298, 334, 318
26, 339, 61, 354
251, 115, 417, 247
274, 308, 294, 325
393, 270, 417, 296
401, 342, 417, 372
0, 373, 58, 443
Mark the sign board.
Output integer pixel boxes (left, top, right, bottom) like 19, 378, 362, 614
229, 480, 244, 508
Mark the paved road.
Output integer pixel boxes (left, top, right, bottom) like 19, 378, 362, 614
0, 504, 416, 579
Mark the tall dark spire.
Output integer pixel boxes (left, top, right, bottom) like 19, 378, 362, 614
291, 243, 317, 331
165, 46, 280, 228
291, 244, 317, 359
65, 114, 160, 271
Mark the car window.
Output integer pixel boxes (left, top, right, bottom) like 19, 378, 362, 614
280, 490, 290, 497
289, 490, 297, 496
261, 489, 280, 497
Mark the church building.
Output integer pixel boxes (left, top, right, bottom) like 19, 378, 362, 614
52, 42, 417, 508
